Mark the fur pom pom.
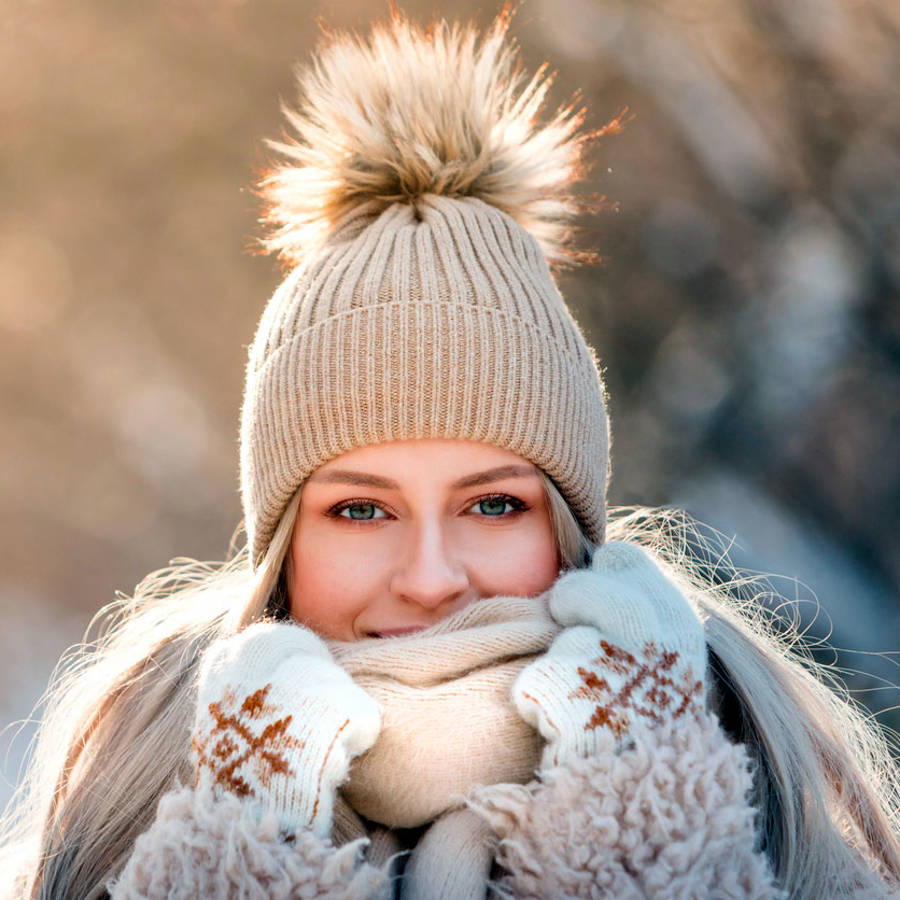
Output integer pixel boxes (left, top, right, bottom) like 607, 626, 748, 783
259, 6, 625, 267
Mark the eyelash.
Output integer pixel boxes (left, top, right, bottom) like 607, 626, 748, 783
326, 497, 392, 521
471, 493, 529, 517
325, 492, 529, 522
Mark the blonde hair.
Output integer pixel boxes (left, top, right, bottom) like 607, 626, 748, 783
1, 482, 898, 898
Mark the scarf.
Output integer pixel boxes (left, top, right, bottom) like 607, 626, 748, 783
326, 594, 561, 898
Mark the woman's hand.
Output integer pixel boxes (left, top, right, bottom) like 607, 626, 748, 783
191, 621, 381, 838
513, 541, 707, 767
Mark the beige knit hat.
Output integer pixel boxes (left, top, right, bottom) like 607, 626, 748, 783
240, 10, 620, 568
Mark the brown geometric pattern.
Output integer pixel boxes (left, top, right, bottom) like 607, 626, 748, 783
192, 683, 304, 798
569, 640, 703, 739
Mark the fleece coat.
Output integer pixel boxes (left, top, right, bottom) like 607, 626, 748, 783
112, 707, 787, 899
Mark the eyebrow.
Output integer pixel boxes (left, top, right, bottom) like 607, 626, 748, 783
307, 464, 537, 491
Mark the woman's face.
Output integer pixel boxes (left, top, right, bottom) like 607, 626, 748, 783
286, 439, 559, 640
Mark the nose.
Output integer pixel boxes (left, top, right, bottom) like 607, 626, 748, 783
389, 518, 470, 612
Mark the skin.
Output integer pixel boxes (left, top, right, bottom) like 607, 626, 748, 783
286, 438, 560, 641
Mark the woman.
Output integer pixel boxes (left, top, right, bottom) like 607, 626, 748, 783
3, 10, 899, 899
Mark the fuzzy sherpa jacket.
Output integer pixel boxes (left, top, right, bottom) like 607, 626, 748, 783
109, 708, 785, 899
112, 699, 900, 900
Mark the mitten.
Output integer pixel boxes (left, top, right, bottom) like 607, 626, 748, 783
191, 621, 381, 838
513, 541, 706, 767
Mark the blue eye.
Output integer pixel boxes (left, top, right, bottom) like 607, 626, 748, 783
467, 495, 526, 516
477, 497, 511, 516
338, 502, 387, 520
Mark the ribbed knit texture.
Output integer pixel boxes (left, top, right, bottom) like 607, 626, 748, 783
240, 194, 609, 566
402, 809, 497, 900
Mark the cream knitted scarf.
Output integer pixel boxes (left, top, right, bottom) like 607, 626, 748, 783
326, 594, 561, 898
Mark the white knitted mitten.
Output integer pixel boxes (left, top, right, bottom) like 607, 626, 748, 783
513, 541, 707, 767
191, 622, 381, 838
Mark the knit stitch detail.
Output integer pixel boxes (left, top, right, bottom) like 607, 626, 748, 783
248, 300, 594, 384
191, 623, 382, 839
192, 684, 303, 800
572, 640, 704, 738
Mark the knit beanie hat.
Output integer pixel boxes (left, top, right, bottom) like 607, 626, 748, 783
240, 10, 618, 568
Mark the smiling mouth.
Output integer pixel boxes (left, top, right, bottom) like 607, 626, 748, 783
369, 626, 428, 638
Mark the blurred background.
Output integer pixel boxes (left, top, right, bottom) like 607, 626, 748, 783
1, 0, 899, 810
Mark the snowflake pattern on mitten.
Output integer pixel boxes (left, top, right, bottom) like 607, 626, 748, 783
190, 623, 381, 838
192, 684, 305, 799
569, 638, 703, 739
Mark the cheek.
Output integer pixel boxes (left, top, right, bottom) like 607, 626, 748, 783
467, 521, 560, 598
287, 530, 388, 638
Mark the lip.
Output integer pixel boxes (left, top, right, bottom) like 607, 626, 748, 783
369, 626, 429, 638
